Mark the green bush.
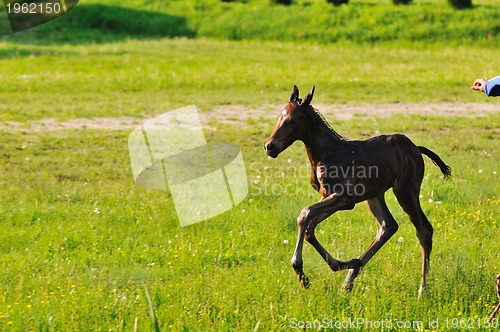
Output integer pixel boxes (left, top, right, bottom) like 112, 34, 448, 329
393, 0, 412, 5
271, 0, 293, 5
326, 0, 348, 6
448, 0, 473, 9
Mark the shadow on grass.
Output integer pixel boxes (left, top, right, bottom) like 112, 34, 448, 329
0, 4, 195, 46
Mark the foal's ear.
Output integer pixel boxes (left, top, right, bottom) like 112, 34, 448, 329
289, 85, 299, 103
300, 86, 315, 107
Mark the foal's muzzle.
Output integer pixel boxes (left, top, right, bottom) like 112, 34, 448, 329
264, 141, 279, 158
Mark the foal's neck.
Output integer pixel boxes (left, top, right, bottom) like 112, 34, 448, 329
303, 108, 344, 163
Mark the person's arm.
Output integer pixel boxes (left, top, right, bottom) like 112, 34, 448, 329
484, 76, 500, 97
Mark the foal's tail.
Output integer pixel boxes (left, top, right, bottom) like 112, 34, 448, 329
418, 146, 452, 179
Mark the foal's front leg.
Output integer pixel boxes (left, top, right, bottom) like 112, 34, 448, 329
290, 194, 357, 288
290, 213, 323, 288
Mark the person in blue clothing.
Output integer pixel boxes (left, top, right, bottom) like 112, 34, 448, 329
471, 76, 500, 96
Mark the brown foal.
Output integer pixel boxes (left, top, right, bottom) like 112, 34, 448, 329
264, 85, 451, 297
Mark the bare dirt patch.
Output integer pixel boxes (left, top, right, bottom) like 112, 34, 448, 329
3, 103, 498, 132
211, 102, 499, 122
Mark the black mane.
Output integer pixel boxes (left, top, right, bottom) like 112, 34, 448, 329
308, 106, 346, 141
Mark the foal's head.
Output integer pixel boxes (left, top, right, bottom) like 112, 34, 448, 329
264, 85, 315, 158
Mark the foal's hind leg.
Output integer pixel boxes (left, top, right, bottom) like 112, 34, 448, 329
305, 215, 363, 273
344, 195, 399, 291
394, 188, 433, 298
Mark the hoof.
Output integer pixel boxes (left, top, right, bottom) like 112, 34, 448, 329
346, 258, 363, 269
343, 281, 354, 292
300, 275, 310, 289
333, 258, 363, 271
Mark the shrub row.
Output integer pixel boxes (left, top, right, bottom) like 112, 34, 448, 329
6, 1, 497, 45
268, 0, 470, 8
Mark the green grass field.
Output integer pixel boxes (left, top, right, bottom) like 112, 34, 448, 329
1, 109, 498, 331
0, 0, 499, 330
0, 38, 498, 123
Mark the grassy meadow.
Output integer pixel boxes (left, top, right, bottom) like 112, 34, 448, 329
0, 0, 499, 331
